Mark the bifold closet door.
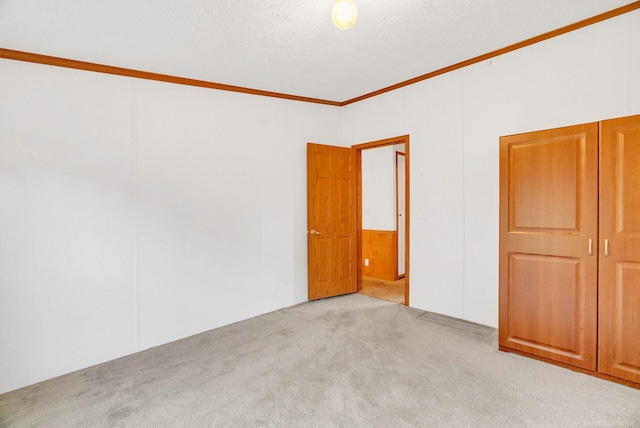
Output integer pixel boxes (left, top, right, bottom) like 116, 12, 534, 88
499, 123, 599, 370
598, 114, 640, 383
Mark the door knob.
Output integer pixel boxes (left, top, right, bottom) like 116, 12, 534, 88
309, 229, 321, 235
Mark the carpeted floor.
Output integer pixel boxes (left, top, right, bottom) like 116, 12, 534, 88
358, 276, 405, 304
1, 294, 639, 427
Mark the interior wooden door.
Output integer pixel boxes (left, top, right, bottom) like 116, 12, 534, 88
499, 123, 599, 370
598, 114, 640, 384
307, 143, 357, 300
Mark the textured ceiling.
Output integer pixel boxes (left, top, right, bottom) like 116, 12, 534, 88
0, 0, 635, 101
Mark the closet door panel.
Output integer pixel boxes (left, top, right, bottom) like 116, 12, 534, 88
506, 254, 585, 357
599, 114, 640, 384
499, 123, 598, 370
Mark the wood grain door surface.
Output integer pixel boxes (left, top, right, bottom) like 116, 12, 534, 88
307, 143, 357, 300
598, 114, 640, 383
499, 123, 599, 370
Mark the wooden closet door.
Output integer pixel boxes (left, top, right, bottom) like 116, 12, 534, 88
598, 114, 640, 383
499, 123, 599, 370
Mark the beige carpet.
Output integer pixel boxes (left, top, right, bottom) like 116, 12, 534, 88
358, 275, 405, 304
1, 294, 639, 427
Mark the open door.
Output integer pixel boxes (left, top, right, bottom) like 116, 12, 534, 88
307, 143, 357, 300
354, 135, 410, 305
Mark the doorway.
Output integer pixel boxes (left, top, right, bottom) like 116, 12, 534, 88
354, 136, 410, 306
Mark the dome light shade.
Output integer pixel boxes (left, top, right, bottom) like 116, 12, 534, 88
332, 0, 357, 30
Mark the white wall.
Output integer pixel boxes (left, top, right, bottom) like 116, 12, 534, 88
0, 59, 340, 394
0, 62, 138, 394
133, 80, 340, 349
342, 11, 640, 327
362, 146, 395, 230
632, 10, 640, 112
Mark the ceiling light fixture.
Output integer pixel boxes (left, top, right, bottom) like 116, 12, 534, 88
332, 0, 358, 30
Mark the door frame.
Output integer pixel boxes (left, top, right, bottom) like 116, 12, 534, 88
396, 151, 406, 280
353, 135, 410, 306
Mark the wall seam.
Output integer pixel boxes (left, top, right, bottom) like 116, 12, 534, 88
132, 78, 140, 351
461, 70, 466, 321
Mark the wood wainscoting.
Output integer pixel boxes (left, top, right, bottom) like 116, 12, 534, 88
362, 230, 397, 280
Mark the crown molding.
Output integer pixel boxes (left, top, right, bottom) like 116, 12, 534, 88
341, 1, 640, 105
0, 48, 342, 106
1, 1, 639, 107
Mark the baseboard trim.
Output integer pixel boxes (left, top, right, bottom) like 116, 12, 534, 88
499, 345, 640, 390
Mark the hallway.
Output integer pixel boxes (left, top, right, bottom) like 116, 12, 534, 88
358, 276, 405, 304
